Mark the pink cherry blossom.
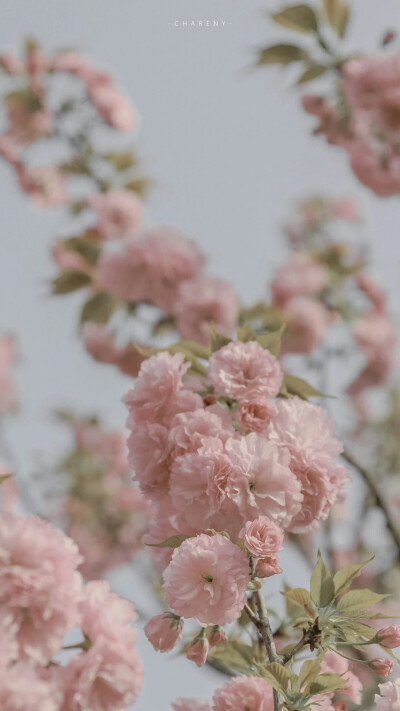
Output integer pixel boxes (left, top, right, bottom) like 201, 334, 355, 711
375, 679, 400, 711
0, 660, 59, 711
208, 626, 227, 646
212, 675, 274, 710
226, 433, 302, 529
0, 512, 82, 664
207, 341, 283, 401
88, 82, 135, 131
99, 230, 205, 312
282, 297, 330, 355
79, 580, 137, 643
16, 165, 67, 207
236, 394, 274, 432
144, 612, 183, 652
87, 190, 142, 240
164, 534, 250, 626
176, 276, 239, 345
60, 630, 142, 710
241, 516, 284, 558
271, 253, 330, 308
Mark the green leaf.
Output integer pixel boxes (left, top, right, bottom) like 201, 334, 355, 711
298, 655, 323, 691
125, 177, 153, 196
64, 236, 100, 266
282, 587, 315, 616
80, 291, 117, 325
52, 270, 92, 294
310, 551, 335, 608
333, 557, 374, 596
309, 673, 347, 695
271, 4, 318, 33
263, 662, 293, 691
258, 43, 308, 66
208, 640, 256, 675
337, 589, 388, 613
298, 63, 328, 83
322, 0, 350, 37
281, 373, 328, 400
103, 151, 136, 170
146, 534, 188, 549
0, 472, 12, 485
209, 324, 232, 353
255, 324, 285, 357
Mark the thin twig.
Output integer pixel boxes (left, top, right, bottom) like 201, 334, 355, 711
342, 449, 400, 560
253, 588, 280, 711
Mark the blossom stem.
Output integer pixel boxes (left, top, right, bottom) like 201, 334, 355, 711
253, 588, 281, 711
342, 449, 400, 559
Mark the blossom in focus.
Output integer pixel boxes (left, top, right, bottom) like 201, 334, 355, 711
241, 516, 284, 558
186, 636, 209, 667
378, 625, 400, 648
207, 341, 283, 400
163, 533, 250, 626
371, 658, 394, 677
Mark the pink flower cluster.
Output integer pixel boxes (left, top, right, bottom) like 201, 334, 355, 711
125, 341, 348, 630
0, 511, 142, 709
58, 417, 150, 580
302, 52, 400, 196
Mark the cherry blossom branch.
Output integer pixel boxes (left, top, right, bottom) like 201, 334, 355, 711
342, 449, 400, 560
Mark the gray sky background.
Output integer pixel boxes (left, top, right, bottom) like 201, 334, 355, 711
0, 0, 399, 707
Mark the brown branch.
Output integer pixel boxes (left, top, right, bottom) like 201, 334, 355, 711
342, 449, 400, 560
252, 588, 281, 711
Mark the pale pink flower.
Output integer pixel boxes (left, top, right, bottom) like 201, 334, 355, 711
241, 516, 283, 558
379, 625, 400, 649
0, 660, 59, 711
173, 699, 211, 711
169, 444, 246, 537
88, 82, 135, 131
60, 630, 142, 710
176, 277, 239, 345
0, 52, 24, 74
331, 197, 360, 221
168, 408, 233, 458
356, 273, 387, 313
53, 50, 94, 78
255, 555, 282, 578
16, 165, 67, 207
371, 658, 394, 677
128, 422, 172, 500
144, 612, 183, 652
282, 297, 330, 355
207, 341, 283, 400
125, 352, 192, 425
99, 230, 205, 311
375, 679, 400, 711
0, 131, 24, 163
268, 398, 348, 532
87, 190, 142, 240
322, 650, 362, 704
353, 312, 396, 362
226, 434, 303, 529
271, 253, 330, 308
164, 534, 250, 626
0, 335, 17, 414
186, 636, 209, 667
80, 580, 136, 643
212, 675, 274, 710
236, 395, 274, 432
0, 512, 82, 664
0, 607, 18, 665
82, 324, 146, 377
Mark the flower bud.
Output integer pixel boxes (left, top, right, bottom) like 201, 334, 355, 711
371, 658, 394, 677
256, 555, 282, 579
186, 636, 209, 667
378, 625, 400, 649
208, 626, 227, 647
144, 612, 183, 652
241, 516, 284, 559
